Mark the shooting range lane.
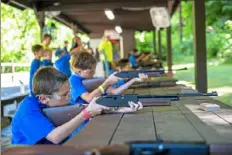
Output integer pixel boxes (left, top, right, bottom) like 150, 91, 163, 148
64, 114, 123, 146
64, 80, 232, 146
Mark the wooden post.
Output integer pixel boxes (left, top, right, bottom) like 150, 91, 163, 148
179, 2, 183, 42
166, 27, 172, 74
158, 30, 162, 60
32, 3, 45, 41
153, 30, 156, 55
71, 23, 78, 35
167, 0, 173, 74
193, 0, 207, 93
122, 30, 135, 58
11, 60, 15, 84
37, 12, 45, 41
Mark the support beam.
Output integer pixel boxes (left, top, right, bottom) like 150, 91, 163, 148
193, 0, 207, 93
32, 3, 45, 41
39, 1, 166, 11
166, 27, 172, 72
158, 30, 162, 60
167, 0, 173, 74
121, 30, 135, 58
153, 30, 156, 54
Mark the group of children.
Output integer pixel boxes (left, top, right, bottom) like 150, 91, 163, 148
12, 35, 149, 145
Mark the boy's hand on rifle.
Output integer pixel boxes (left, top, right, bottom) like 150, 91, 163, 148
116, 101, 143, 113
85, 97, 110, 117
134, 73, 148, 82
105, 72, 121, 85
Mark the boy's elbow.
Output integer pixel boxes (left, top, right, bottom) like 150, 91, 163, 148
110, 90, 119, 95
85, 98, 92, 103
47, 135, 62, 144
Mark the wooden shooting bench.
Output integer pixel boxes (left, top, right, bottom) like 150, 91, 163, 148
1, 92, 28, 128
64, 84, 232, 147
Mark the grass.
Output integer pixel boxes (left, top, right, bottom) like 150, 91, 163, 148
174, 64, 232, 106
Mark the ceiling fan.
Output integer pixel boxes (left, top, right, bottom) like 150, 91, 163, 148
150, 7, 170, 30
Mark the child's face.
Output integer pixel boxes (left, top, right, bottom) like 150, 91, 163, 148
44, 51, 52, 59
76, 64, 96, 79
36, 49, 44, 58
46, 81, 71, 107
45, 37, 52, 45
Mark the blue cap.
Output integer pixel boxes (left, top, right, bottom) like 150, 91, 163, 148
55, 49, 63, 56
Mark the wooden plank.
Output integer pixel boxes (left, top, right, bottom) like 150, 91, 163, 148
64, 114, 122, 146
151, 106, 179, 112
134, 88, 149, 95
213, 110, 232, 125
185, 113, 232, 144
192, 112, 232, 142
153, 111, 204, 142
110, 112, 156, 144
177, 98, 232, 114
121, 89, 134, 95
149, 88, 166, 95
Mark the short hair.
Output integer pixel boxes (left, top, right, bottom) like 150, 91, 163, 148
118, 59, 129, 68
70, 51, 96, 70
33, 67, 68, 95
43, 34, 52, 40
32, 44, 43, 53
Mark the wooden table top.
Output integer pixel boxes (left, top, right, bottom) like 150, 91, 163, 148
64, 85, 232, 147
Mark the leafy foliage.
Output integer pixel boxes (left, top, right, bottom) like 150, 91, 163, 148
135, 1, 232, 64
1, 3, 74, 64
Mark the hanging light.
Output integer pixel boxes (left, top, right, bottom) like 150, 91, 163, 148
104, 9, 115, 20
115, 26, 122, 34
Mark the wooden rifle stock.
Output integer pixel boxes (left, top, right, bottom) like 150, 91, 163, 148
42, 104, 84, 126
82, 78, 106, 92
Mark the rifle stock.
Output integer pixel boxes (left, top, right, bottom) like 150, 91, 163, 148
82, 78, 106, 92
42, 104, 84, 126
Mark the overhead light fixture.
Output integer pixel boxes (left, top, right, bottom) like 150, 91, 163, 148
115, 26, 122, 34
53, 2, 61, 6
104, 9, 115, 20
45, 11, 61, 18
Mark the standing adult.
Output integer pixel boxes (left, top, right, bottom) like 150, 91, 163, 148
41, 34, 53, 55
70, 36, 82, 51
41, 34, 53, 64
98, 35, 113, 77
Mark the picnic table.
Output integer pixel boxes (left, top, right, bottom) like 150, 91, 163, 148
64, 84, 232, 147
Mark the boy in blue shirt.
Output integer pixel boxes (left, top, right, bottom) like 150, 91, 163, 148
29, 44, 44, 92
128, 49, 140, 69
55, 49, 72, 78
69, 51, 148, 104
12, 67, 142, 145
42, 50, 53, 67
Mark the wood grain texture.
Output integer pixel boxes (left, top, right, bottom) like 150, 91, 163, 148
110, 112, 156, 144
153, 111, 204, 143
64, 114, 123, 146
